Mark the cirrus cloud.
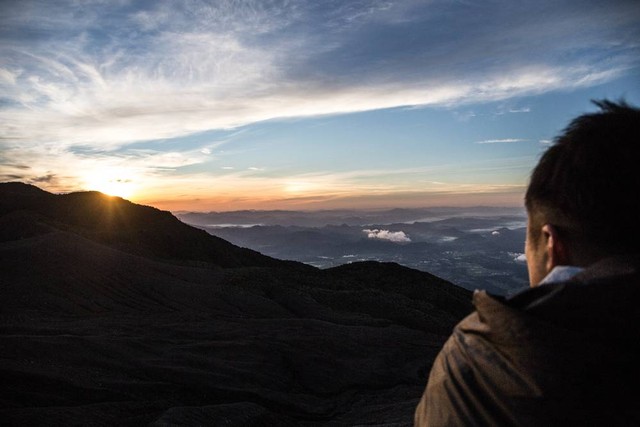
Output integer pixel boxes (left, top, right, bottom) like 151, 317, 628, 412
1, 0, 638, 150
475, 139, 528, 144
1, 0, 638, 207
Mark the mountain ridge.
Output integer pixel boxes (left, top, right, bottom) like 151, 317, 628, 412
0, 182, 296, 269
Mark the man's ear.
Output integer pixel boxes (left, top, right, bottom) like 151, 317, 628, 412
542, 224, 570, 270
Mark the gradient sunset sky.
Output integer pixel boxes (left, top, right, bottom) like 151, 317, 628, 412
1, 0, 639, 211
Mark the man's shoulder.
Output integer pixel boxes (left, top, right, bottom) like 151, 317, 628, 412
418, 258, 640, 426
502, 254, 640, 326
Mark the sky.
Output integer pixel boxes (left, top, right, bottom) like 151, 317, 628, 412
1, 0, 639, 211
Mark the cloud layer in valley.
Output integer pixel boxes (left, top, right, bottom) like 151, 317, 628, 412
364, 228, 411, 243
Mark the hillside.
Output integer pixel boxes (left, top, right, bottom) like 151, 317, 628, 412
0, 183, 472, 426
0, 182, 287, 269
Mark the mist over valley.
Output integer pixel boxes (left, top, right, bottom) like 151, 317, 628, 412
179, 207, 529, 296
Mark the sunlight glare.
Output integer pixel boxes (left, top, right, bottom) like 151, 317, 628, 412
285, 181, 315, 194
84, 168, 138, 199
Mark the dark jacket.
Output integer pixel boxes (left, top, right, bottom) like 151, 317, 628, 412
415, 255, 640, 426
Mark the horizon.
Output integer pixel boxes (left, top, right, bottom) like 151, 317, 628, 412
1, 1, 639, 211
4, 181, 528, 215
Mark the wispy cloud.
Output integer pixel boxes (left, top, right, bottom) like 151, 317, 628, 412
494, 106, 532, 115
1, 0, 638, 206
2, 1, 638, 149
475, 139, 528, 144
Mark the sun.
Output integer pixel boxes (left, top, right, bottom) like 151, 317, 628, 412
84, 168, 138, 199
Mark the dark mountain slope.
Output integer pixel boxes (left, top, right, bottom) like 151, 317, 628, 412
0, 182, 292, 268
0, 183, 472, 426
0, 231, 227, 314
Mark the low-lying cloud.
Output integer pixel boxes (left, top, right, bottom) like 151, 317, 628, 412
363, 229, 411, 243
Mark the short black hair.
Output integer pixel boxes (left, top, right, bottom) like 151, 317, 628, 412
525, 100, 640, 255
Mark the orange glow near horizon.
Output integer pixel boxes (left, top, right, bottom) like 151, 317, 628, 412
134, 187, 526, 212
32, 172, 526, 212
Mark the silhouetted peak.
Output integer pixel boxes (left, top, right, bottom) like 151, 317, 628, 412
0, 181, 54, 202
0, 182, 286, 269
0, 181, 50, 195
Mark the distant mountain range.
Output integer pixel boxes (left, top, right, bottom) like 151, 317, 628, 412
177, 206, 526, 228
178, 207, 529, 295
0, 183, 472, 426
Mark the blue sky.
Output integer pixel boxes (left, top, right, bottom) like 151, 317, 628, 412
1, 0, 639, 210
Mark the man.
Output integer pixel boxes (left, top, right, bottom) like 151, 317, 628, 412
415, 100, 640, 426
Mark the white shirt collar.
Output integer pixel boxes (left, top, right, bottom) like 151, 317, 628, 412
539, 265, 585, 286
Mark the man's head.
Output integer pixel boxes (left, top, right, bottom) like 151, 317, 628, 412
524, 100, 640, 286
